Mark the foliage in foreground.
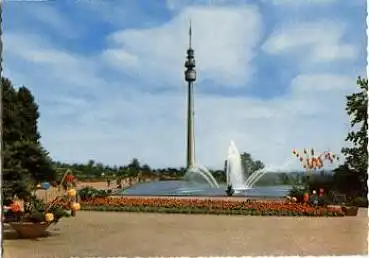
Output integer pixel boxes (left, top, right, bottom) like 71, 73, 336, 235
339, 76, 368, 198
80, 197, 344, 217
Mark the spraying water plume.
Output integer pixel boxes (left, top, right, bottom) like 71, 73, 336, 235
184, 165, 219, 188
184, 141, 271, 192
226, 140, 268, 191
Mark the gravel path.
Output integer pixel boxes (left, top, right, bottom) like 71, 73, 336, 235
4, 209, 368, 257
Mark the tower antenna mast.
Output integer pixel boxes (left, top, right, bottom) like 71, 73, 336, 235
189, 19, 192, 49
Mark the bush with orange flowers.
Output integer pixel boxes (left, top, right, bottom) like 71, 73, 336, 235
80, 196, 345, 217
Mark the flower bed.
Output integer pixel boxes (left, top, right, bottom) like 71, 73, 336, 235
80, 197, 345, 217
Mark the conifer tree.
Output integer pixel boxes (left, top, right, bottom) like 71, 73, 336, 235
2, 77, 56, 200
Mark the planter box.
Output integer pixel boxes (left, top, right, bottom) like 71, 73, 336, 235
342, 206, 359, 216
9, 222, 50, 238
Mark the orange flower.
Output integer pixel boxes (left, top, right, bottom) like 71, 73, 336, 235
10, 202, 21, 212
312, 159, 317, 167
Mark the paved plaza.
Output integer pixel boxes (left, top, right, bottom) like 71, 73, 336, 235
4, 209, 368, 257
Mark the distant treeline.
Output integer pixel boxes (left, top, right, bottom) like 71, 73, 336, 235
53, 159, 334, 186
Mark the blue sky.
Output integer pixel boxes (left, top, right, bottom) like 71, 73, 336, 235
3, 0, 367, 170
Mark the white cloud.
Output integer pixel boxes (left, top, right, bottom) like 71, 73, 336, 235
4, 3, 81, 39
269, 0, 336, 6
166, 0, 337, 12
291, 74, 353, 93
262, 20, 357, 63
166, 0, 248, 11
4, 33, 107, 94
28, 6, 79, 38
102, 5, 262, 87
101, 49, 139, 69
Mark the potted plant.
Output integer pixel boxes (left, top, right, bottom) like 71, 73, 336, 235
8, 183, 80, 238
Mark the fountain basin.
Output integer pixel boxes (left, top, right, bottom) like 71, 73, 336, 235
118, 180, 291, 198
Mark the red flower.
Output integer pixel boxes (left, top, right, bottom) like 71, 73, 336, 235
65, 175, 75, 183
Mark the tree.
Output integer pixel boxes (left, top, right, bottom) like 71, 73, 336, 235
333, 164, 362, 197
3, 141, 55, 191
2, 77, 56, 200
339, 77, 368, 197
240, 152, 265, 177
2, 78, 22, 144
341, 77, 368, 173
278, 173, 290, 185
2, 146, 32, 200
87, 160, 95, 168
141, 164, 152, 176
129, 158, 141, 170
127, 158, 140, 177
17, 86, 40, 142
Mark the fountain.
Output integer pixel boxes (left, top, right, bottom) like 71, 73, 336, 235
226, 141, 267, 191
185, 165, 219, 188
182, 141, 269, 193
122, 141, 292, 197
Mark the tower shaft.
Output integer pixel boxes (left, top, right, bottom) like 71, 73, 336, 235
187, 81, 195, 168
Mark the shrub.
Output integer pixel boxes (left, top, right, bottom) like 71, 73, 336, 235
318, 195, 330, 206
307, 177, 335, 193
347, 196, 368, 207
289, 185, 305, 202
78, 187, 109, 201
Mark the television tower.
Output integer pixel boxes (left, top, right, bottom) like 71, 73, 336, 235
184, 22, 196, 169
